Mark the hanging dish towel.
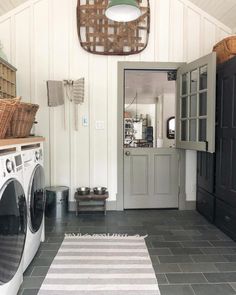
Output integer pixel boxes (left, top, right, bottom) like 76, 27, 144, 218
47, 80, 65, 107
73, 78, 85, 130
73, 78, 85, 104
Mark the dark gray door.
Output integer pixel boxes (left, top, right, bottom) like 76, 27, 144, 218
197, 151, 215, 194
215, 57, 236, 207
124, 148, 179, 209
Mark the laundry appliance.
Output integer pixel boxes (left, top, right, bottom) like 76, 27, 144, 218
22, 143, 45, 272
0, 152, 27, 295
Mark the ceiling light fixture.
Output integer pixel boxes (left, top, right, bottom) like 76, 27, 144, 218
105, 0, 141, 22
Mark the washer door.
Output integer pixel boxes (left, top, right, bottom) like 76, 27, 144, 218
0, 179, 27, 285
29, 165, 45, 233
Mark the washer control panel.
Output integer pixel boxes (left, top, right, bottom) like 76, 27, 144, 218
22, 147, 43, 168
35, 149, 43, 162
6, 159, 14, 173
1, 153, 23, 178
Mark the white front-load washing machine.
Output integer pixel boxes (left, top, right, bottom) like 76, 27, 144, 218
0, 152, 27, 295
22, 143, 45, 272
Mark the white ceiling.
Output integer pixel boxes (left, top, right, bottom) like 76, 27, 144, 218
0, 0, 235, 29
0, 0, 27, 17
125, 71, 175, 104
188, 0, 236, 29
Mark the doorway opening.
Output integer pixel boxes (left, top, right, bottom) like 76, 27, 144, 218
117, 63, 185, 211
117, 55, 216, 211
124, 70, 176, 149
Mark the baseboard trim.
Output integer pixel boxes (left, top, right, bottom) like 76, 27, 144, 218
69, 200, 195, 211
185, 201, 196, 210
69, 200, 117, 212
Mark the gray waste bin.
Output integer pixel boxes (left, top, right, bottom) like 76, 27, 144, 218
45, 186, 69, 218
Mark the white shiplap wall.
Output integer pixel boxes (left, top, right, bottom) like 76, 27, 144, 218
0, 0, 232, 205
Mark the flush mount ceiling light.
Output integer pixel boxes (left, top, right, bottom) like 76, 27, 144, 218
105, 0, 141, 22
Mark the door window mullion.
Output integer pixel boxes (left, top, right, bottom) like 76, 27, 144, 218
196, 67, 200, 142
176, 52, 216, 152
187, 72, 190, 142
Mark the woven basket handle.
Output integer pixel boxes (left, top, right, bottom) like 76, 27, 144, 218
15, 96, 21, 102
223, 39, 236, 55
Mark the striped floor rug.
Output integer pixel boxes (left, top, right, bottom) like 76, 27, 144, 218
38, 234, 160, 295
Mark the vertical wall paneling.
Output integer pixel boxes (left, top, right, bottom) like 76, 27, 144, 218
51, 0, 70, 187
203, 18, 217, 55
156, 0, 170, 61
88, 54, 94, 189
186, 7, 201, 62
48, 0, 55, 186
219, 28, 231, 40
90, 55, 108, 187
68, 0, 74, 199
69, 0, 90, 199
14, 7, 31, 101
33, 0, 50, 185
0, 0, 232, 206
10, 15, 15, 64
0, 17, 11, 60
169, 0, 184, 62
107, 56, 125, 200
29, 3, 34, 104
140, 0, 155, 62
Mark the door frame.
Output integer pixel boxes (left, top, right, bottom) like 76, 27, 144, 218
117, 61, 187, 210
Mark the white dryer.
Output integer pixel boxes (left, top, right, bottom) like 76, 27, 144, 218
22, 144, 45, 272
0, 152, 27, 295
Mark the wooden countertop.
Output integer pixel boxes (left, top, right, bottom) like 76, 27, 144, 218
0, 136, 45, 147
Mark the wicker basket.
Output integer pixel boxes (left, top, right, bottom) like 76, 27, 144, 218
213, 36, 236, 64
0, 98, 19, 139
7, 102, 39, 138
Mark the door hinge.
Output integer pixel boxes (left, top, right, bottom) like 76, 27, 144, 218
205, 141, 208, 152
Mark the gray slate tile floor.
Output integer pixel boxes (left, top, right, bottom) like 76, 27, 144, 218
17, 210, 236, 295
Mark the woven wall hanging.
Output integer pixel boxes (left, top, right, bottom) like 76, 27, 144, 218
77, 0, 150, 56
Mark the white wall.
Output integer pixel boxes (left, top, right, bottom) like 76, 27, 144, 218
0, 0, 232, 205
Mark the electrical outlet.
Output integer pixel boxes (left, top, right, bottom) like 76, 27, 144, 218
95, 120, 105, 130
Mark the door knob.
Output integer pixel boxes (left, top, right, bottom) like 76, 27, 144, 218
125, 151, 131, 156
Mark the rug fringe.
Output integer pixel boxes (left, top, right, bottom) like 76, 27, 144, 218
65, 233, 148, 239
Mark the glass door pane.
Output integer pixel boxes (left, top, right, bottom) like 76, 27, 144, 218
199, 92, 207, 117
200, 66, 208, 90
190, 95, 197, 117
190, 69, 198, 93
176, 52, 216, 152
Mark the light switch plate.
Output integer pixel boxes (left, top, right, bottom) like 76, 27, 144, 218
95, 120, 105, 130
82, 116, 88, 127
